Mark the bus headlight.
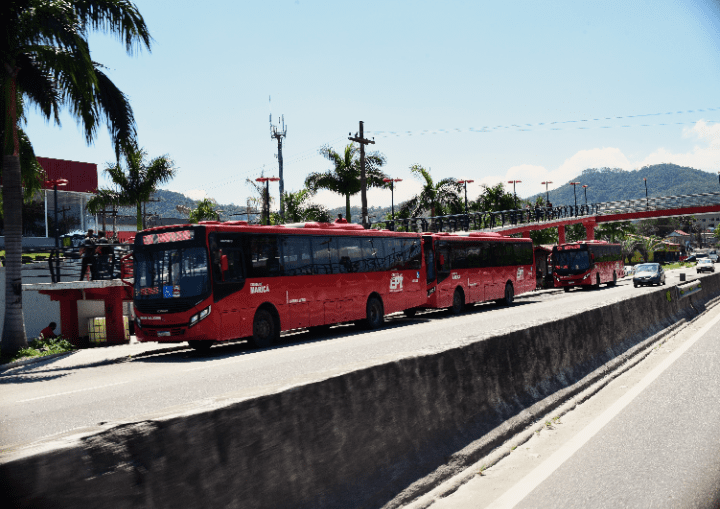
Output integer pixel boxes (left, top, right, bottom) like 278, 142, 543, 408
189, 305, 211, 327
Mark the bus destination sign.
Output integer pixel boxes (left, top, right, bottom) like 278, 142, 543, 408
143, 230, 194, 245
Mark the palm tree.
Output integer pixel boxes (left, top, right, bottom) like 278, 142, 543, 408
101, 146, 177, 231
397, 164, 463, 218
272, 189, 330, 223
1, 1, 151, 355
304, 143, 388, 222
86, 188, 122, 234
188, 198, 220, 223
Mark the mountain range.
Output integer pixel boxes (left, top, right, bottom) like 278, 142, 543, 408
129, 163, 719, 224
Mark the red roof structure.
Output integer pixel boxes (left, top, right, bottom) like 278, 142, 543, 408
37, 157, 97, 193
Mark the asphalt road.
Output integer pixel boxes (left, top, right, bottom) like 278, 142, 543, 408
411, 278, 720, 509
0, 268, 707, 453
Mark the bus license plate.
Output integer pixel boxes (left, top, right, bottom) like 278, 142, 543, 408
158, 331, 171, 337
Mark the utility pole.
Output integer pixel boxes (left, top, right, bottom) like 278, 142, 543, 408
349, 121, 375, 229
143, 197, 161, 230
270, 115, 287, 221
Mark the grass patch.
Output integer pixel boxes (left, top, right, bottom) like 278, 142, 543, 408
663, 261, 695, 270
0, 336, 75, 365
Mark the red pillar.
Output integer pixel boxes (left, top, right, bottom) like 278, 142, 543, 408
558, 224, 566, 245
104, 291, 127, 344
522, 230, 531, 239
584, 220, 596, 241
58, 298, 80, 346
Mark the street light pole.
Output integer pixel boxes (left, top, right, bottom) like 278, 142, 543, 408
541, 181, 553, 205
44, 178, 68, 248
382, 178, 402, 223
582, 184, 589, 210
569, 182, 580, 216
644, 177, 649, 210
457, 179, 475, 215
508, 180, 521, 210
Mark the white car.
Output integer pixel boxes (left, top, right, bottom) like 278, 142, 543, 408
697, 258, 715, 273
624, 266, 635, 277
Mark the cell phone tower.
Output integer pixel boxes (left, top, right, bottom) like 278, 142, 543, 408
269, 107, 287, 221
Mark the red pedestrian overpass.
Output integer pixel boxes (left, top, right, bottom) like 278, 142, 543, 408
377, 191, 720, 244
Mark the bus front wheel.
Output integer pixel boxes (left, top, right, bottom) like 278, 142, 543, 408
252, 308, 278, 348
365, 297, 384, 330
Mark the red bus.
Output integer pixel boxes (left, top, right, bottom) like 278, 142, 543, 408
552, 240, 624, 291
132, 220, 427, 350
420, 232, 535, 314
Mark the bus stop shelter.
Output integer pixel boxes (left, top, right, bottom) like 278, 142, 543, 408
23, 280, 133, 345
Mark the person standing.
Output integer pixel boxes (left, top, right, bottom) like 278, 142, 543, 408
79, 229, 97, 281
95, 231, 111, 279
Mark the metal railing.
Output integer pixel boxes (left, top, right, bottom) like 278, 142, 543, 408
8, 245, 133, 283
371, 191, 720, 234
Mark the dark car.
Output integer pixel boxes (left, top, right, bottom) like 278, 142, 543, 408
684, 255, 697, 263
633, 263, 666, 287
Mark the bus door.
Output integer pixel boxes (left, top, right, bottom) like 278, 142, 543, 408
482, 242, 499, 300
423, 236, 436, 289
436, 241, 452, 306
466, 243, 483, 302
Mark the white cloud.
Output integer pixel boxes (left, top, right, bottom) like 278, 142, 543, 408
182, 189, 209, 201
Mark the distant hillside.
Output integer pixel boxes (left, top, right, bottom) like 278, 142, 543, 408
527, 164, 719, 206
122, 163, 718, 222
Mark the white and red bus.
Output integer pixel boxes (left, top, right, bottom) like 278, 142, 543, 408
132, 220, 427, 350
552, 240, 624, 291
419, 232, 535, 314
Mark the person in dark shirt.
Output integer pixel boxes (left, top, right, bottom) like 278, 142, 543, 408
95, 231, 111, 279
79, 229, 97, 280
40, 322, 58, 339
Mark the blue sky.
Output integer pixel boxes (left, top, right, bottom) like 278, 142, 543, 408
23, 0, 720, 210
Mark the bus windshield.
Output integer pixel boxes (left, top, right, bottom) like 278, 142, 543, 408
135, 246, 211, 301
553, 249, 590, 275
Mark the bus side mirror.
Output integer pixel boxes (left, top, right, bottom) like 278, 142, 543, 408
221, 254, 229, 280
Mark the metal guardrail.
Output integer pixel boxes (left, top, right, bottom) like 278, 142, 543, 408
371, 191, 720, 233
9, 245, 133, 283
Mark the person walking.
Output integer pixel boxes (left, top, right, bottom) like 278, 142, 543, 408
79, 229, 97, 281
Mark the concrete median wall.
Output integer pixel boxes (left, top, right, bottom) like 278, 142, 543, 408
4, 273, 720, 509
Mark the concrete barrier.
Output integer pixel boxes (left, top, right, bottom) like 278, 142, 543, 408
3, 273, 720, 509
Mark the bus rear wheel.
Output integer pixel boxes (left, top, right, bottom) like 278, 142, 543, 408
451, 288, 465, 315
364, 296, 384, 330
188, 340, 214, 352
252, 308, 278, 348
501, 282, 514, 305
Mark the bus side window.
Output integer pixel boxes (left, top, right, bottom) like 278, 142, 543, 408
222, 248, 245, 282
247, 235, 281, 278
436, 242, 451, 283
282, 235, 313, 276
467, 244, 481, 268
362, 238, 386, 272
451, 244, 468, 269
311, 236, 333, 274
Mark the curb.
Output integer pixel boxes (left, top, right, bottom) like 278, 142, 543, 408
0, 351, 75, 373
0, 344, 190, 374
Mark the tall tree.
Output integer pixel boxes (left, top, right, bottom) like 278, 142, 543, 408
1, 0, 151, 355
304, 143, 387, 222
397, 164, 463, 218
188, 198, 219, 223
469, 183, 516, 213
86, 188, 122, 234
271, 189, 330, 223
101, 146, 177, 231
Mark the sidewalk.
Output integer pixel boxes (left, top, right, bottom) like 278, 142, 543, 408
0, 337, 189, 374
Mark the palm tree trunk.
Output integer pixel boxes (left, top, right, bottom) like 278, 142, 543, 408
2, 154, 28, 355
345, 194, 351, 223
136, 201, 142, 231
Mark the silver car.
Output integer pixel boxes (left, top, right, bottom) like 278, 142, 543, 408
633, 263, 666, 287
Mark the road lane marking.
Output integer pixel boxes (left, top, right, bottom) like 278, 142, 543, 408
486, 308, 720, 509
16, 381, 130, 403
